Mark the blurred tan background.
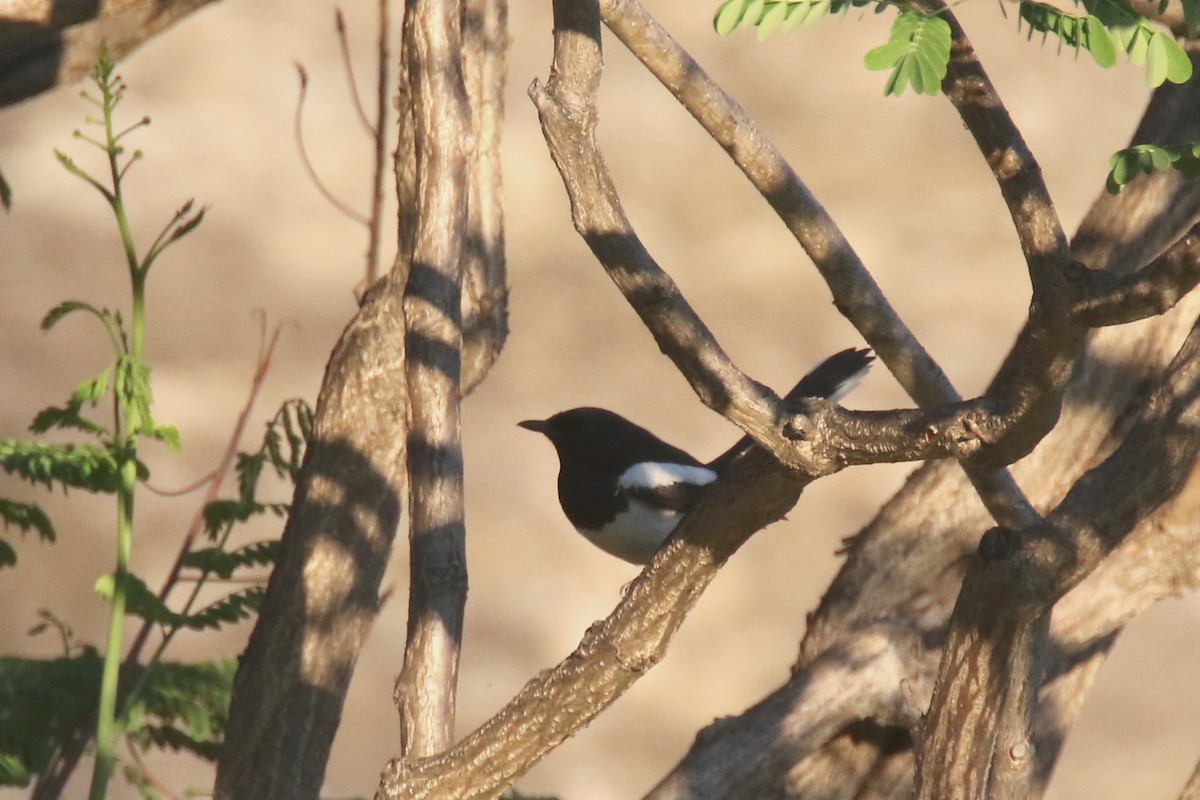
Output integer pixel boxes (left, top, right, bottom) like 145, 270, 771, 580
2, 1, 1200, 798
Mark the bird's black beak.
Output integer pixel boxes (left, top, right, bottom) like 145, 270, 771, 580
518, 419, 548, 434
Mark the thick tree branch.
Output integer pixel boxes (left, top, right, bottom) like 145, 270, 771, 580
393, 0, 473, 759
597, 0, 1037, 527
651, 61, 1200, 799
919, 0, 1069, 299
598, 0, 953, 410
536, 0, 1090, 496
459, 0, 509, 395
1068, 225, 1200, 327
915, 312, 1200, 800
0, 0, 219, 108
377, 444, 820, 800
646, 625, 937, 800
216, 278, 409, 800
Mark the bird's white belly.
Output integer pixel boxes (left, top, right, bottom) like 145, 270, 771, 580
577, 499, 681, 565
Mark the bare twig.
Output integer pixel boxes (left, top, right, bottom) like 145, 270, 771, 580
364, 0, 392, 286
126, 322, 284, 666
293, 62, 370, 225
125, 737, 182, 800
335, 7, 376, 137
142, 471, 217, 496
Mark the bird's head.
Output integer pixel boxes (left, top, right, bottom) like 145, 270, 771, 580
519, 407, 674, 471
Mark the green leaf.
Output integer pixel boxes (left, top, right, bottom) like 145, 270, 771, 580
1159, 32, 1193, 83
714, 0, 749, 35
95, 572, 175, 626
740, 0, 767, 30
1126, 23, 1151, 65
784, 0, 824, 32
0, 439, 135, 494
29, 371, 111, 436
1104, 143, 1196, 193
865, 11, 951, 97
864, 40, 909, 70
96, 572, 265, 631
0, 499, 55, 544
0, 654, 236, 781
0, 541, 15, 569
183, 587, 265, 631
1145, 29, 1169, 85
40, 300, 106, 332
1084, 16, 1117, 67
149, 424, 182, 452
758, 0, 790, 38
180, 541, 281, 579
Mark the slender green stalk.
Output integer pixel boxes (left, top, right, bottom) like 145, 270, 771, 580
89, 458, 136, 800
88, 49, 148, 800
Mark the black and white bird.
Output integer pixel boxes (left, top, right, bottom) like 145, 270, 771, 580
519, 348, 873, 564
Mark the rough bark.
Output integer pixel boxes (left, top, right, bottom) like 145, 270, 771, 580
218, 0, 508, 792
393, 0, 473, 760
646, 50, 1200, 800
0, 0, 220, 108
215, 277, 410, 800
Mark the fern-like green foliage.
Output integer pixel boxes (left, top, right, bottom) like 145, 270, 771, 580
1018, 2, 1117, 66
714, 0, 874, 39
0, 501, 55, 546
1019, 0, 1193, 86
0, 439, 140, 494
0, 655, 235, 787
1106, 142, 1200, 193
863, 11, 951, 96
203, 399, 311, 541
94, 573, 265, 632
181, 540, 282, 579
714, 0, 1194, 94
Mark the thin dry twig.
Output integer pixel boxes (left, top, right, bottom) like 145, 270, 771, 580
142, 471, 217, 497
335, 7, 376, 137
364, 0, 391, 286
124, 737, 181, 800
125, 320, 284, 665
293, 62, 370, 225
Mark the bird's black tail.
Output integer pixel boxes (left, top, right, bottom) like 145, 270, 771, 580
706, 348, 874, 472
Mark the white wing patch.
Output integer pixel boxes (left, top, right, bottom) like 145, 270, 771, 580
576, 462, 718, 564
617, 461, 717, 492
